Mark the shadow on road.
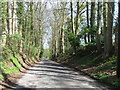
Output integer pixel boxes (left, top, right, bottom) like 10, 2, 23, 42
17, 59, 109, 89
13, 59, 116, 89
0, 79, 27, 89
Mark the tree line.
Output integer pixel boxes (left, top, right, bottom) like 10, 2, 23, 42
0, 2, 47, 58
48, 1, 120, 78
0, 1, 46, 79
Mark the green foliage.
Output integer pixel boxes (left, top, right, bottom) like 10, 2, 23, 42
91, 73, 109, 79
17, 2, 24, 24
64, 30, 81, 51
23, 41, 39, 57
86, 42, 95, 46
0, 2, 7, 18
0, 60, 19, 77
4, 34, 40, 59
29, 45, 38, 57
42, 49, 50, 58
112, 79, 120, 87
2, 47, 12, 60
0, 34, 40, 79
81, 26, 96, 35
0, 1, 7, 31
6, 34, 22, 54
82, 26, 90, 34
0, 34, 24, 79
97, 56, 117, 71
90, 73, 120, 87
1, 34, 22, 60
7, 34, 22, 42
89, 26, 97, 34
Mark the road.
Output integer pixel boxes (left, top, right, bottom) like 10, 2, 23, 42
15, 59, 110, 89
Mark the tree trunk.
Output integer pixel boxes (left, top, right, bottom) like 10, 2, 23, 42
117, 0, 120, 78
70, 0, 75, 34
30, 2, 34, 45
96, 2, 102, 53
84, 35, 87, 44
7, 2, 12, 35
106, 2, 114, 57
17, 2, 24, 52
1, 2, 7, 46
75, 2, 80, 35
103, 2, 108, 57
90, 2, 95, 43
115, 19, 118, 56
86, 2, 90, 42
12, 2, 17, 34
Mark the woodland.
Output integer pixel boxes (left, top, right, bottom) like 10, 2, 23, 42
0, 0, 120, 88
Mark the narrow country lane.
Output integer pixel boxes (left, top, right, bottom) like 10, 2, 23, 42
15, 59, 110, 89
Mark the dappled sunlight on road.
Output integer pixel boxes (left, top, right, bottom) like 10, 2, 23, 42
16, 59, 109, 89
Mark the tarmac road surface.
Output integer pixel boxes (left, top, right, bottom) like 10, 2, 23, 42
15, 59, 110, 89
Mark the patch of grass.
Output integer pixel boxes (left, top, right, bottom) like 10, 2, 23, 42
0, 60, 19, 75
90, 73, 120, 87
4, 67, 19, 74
10, 57, 21, 68
0, 57, 21, 79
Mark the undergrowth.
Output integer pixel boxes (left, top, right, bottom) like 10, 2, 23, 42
57, 45, 119, 87
0, 34, 40, 80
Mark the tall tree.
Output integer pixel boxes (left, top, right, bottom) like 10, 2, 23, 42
17, 2, 24, 52
106, 2, 114, 56
70, 0, 75, 34
90, 2, 96, 42
96, 2, 102, 53
115, 19, 118, 56
7, 2, 12, 35
86, 2, 90, 42
103, 2, 108, 57
0, 2, 7, 46
75, 1, 80, 35
30, 2, 34, 45
12, 2, 17, 34
60, 2, 66, 54
17, 2, 24, 35
117, 0, 120, 78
